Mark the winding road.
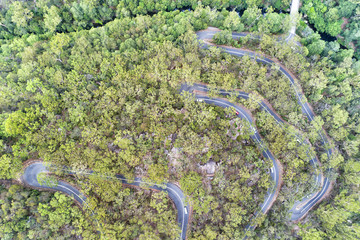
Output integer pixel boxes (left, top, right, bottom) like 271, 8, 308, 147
21, 83, 281, 240
22, 161, 190, 239
180, 84, 281, 214
195, 29, 334, 222
20, 7, 336, 240
180, 84, 282, 238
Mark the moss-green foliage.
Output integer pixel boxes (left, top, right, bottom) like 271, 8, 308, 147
209, 16, 359, 240
0, 1, 359, 239
300, 0, 360, 59
0, 185, 95, 239
77, 178, 180, 239
0, 9, 271, 238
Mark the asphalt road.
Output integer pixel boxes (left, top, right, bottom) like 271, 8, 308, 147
180, 84, 282, 239
20, 24, 332, 240
196, 29, 333, 222
22, 162, 88, 204
20, 1, 304, 238
21, 162, 190, 240
180, 83, 280, 215
22, 83, 282, 240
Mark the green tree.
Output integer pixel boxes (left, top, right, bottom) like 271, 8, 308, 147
223, 11, 244, 32
10, 2, 33, 28
213, 30, 234, 45
299, 227, 326, 240
241, 7, 261, 29
4, 111, 28, 136
323, 104, 349, 129
44, 6, 62, 33
307, 39, 326, 56
0, 154, 21, 179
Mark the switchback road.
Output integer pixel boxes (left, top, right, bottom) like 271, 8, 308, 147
21, 162, 189, 240
20, 27, 334, 240
196, 29, 334, 221
180, 84, 281, 214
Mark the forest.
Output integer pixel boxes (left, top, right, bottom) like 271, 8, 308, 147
0, 0, 359, 239
299, 0, 359, 59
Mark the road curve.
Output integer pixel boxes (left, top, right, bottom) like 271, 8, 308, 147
181, 85, 281, 212
196, 29, 334, 221
182, 82, 323, 201
20, 27, 334, 239
20, 2, 303, 238
21, 162, 190, 240
21, 84, 283, 240
180, 84, 281, 238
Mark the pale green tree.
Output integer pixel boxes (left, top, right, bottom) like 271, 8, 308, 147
223, 11, 244, 32
323, 104, 349, 129
11, 2, 33, 28
44, 6, 62, 33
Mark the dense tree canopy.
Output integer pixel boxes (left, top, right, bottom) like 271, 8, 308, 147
0, 1, 359, 240
300, 0, 360, 59
0, 184, 95, 239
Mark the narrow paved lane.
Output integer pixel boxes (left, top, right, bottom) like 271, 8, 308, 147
21, 162, 190, 240
22, 162, 88, 205
20, 24, 334, 240
196, 29, 334, 221
180, 84, 281, 215
180, 84, 282, 239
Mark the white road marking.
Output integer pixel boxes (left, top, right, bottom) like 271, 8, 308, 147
219, 48, 333, 166
65, 169, 187, 239
195, 96, 277, 212
204, 41, 334, 223
56, 184, 102, 230
300, 178, 329, 213
193, 85, 318, 167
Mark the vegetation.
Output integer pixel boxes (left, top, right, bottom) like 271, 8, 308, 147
0, 0, 359, 239
0, 184, 95, 239
0, 183, 180, 239
78, 179, 180, 239
299, 0, 360, 59
212, 21, 359, 240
